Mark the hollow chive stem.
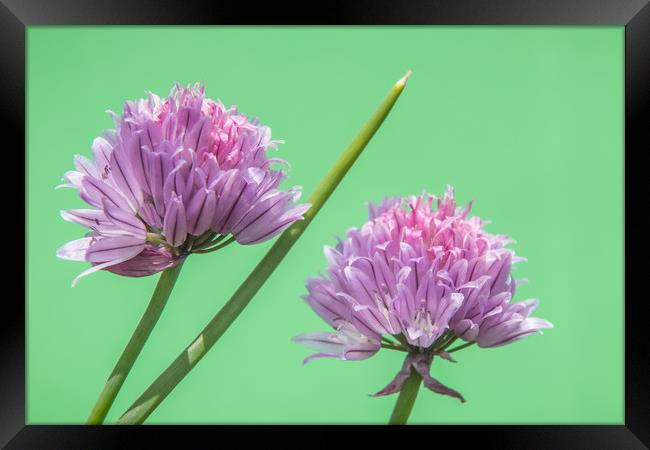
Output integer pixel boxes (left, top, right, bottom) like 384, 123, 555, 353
388, 367, 422, 425
116, 71, 412, 424
86, 262, 184, 424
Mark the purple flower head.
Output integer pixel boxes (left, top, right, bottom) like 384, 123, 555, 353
294, 186, 552, 401
57, 83, 310, 285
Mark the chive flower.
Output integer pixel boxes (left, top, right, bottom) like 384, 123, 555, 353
294, 186, 552, 401
57, 83, 309, 285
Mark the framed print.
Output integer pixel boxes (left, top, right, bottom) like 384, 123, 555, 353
4, 0, 648, 447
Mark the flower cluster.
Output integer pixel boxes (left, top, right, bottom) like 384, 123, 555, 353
57, 83, 309, 284
294, 186, 552, 401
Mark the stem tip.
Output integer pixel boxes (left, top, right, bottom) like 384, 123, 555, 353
396, 70, 413, 87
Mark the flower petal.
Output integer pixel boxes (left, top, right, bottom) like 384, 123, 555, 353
105, 245, 182, 277
109, 143, 143, 212
163, 193, 187, 247
86, 236, 145, 263
102, 199, 147, 239
56, 237, 95, 261
81, 176, 132, 213
186, 188, 216, 236
71, 257, 131, 286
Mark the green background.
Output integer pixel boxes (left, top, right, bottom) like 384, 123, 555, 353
27, 27, 624, 424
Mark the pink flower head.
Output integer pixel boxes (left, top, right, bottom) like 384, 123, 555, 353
57, 83, 310, 285
294, 186, 552, 401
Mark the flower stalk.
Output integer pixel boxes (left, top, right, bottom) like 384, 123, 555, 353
385, 337, 474, 425
388, 367, 422, 425
86, 261, 184, 424
293, 181, 553, 421
116, 71, 412, 424
63, 81, 311, 425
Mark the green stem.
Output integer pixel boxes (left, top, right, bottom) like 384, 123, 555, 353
446, 341, 475, 353
389, 367, 422, 425
191, 236, 236, 254
117, 71, 411, 425
380, 342, 408, 352
193, 232, 224, 250
394, 333, 413, 350
437, 334, 457, 352
428, 330, 453, 351
86, 262, 184, 424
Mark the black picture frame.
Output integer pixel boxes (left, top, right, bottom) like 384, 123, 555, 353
5, 0, 647, 447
